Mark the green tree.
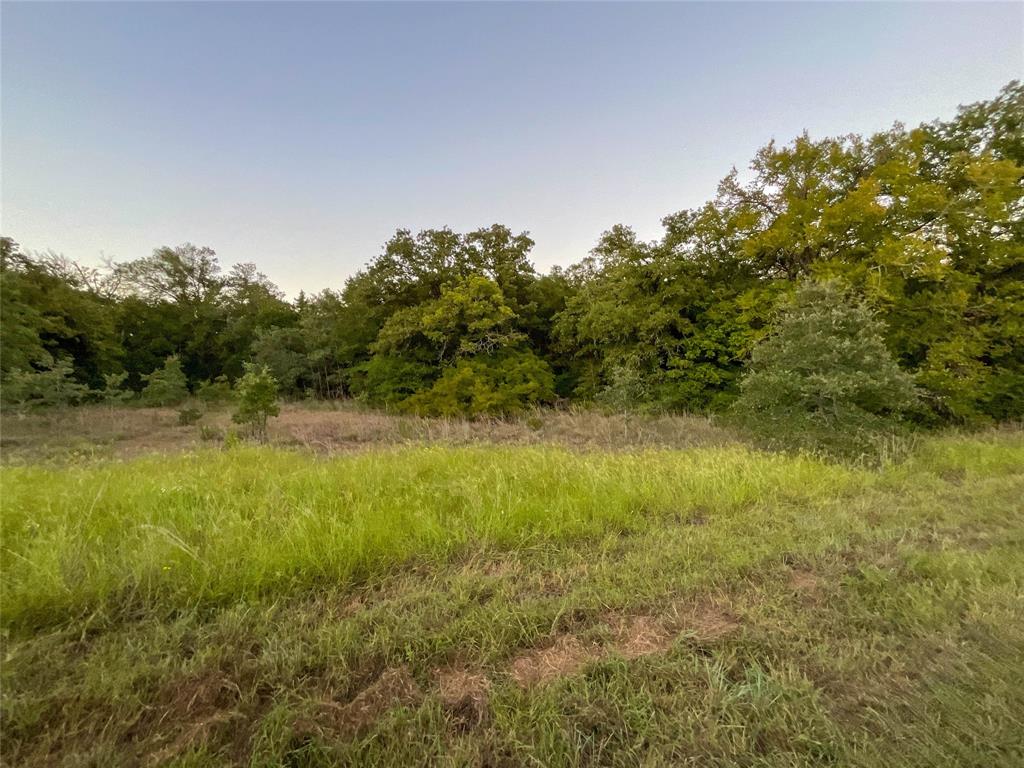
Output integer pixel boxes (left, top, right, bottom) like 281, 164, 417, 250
141, 355, 189, 406
233, 363, 280, 440
1, 238, 121, 387
733, 280, 919, 459
359, 275, 555, 414
3, 356, 90, 411
196, 375, 235, 405
251, 326, 311, 397
98, 372, 134, 406
405, 351, 555, 417
115, 244, 226, 386
0, 238, 48, 376
220, 263, 298, 380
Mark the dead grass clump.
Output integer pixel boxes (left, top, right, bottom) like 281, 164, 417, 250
671, 601, 742, 642
436, 667, 491, 730
319, 666, 422, 735
509, 635, 602, 687
610, 615, 676, 659
788, 568, 824, 594
139, 671, 245, 765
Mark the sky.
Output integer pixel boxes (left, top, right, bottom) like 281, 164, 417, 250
2, 2, 1022, 297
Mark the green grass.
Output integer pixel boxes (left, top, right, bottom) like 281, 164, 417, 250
2, 430, 1023, 766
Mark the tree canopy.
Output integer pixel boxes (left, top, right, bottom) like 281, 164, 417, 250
2, 82, 1020, 421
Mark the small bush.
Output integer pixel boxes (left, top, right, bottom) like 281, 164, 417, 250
405, 352, 555, 418
196, 375, 234, 405
596, 362, 652, 414
222, 427, 241, 449
97, 372, 134, 406
2, 357, 89, 411
733, 279, 919, 461
141, 356, 189, 407
199, 424, 222, 441
232, 363, 280, 440
177, 406, 202, 426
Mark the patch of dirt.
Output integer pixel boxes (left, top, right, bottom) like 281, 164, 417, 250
319, 666, 422, 735
682, 506, 711, 526
510, 635, 601, 687
436, 666, 491, 730
787, 568, 823, 593
537, 570, 571, 597
673, 601, 742, 642
610, 615, 676, 659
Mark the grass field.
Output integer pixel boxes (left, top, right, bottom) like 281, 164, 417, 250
1, 410, 1023, 766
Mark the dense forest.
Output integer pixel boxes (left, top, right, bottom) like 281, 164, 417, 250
2, 82, 1021, 423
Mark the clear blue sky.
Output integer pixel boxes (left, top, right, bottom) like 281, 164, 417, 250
2, 2, 1021, 296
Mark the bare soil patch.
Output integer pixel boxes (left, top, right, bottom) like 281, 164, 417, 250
788, 567, 824, 595
611, 615, 676, 659
673, 601, 742, 642
510, 635, 602, 687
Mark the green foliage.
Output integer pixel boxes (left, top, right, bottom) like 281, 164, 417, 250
2, 82, 1021, 423
733, 280, 919, 459
373, 275, 524, 363
555, 82, 1024, 420
97, 372, 134, 405
2, 433, 1023, 765
177, 406, 202, 426
0, 238, 48, 375
351, 355, 435, 404
196, 375, 235, 404
232, 363, 280, 439
405, 351, 556, 417
595, 362, 653, 413
1, 238, 121, 387
2, 357, 90, 411
141, 355, 189, 406
251, 326, 310, 396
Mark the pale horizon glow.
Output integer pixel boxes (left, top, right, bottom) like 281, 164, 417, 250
2, 1, 1022, 296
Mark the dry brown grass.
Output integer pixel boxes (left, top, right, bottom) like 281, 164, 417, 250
0, 402, 736, 463
509, 635, 603, 687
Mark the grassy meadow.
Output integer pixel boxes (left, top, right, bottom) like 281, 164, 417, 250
1, 408, 1023, 766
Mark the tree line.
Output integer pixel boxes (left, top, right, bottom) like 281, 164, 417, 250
2, 82, 1021, 423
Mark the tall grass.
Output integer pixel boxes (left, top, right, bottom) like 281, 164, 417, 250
0, 444, 850, 630
4, 433, 1021, 632
3, 431, 1023, 766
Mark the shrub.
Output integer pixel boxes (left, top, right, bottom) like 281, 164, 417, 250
733, 279, 919, 460
351, 356, 435, 405
222, 427, 242, 449
596, 362, 652, 413
177, 406, 202, 426
405, 351, 555, 417
97, 372, 134, 406
196, 375, 234, 405
199, 424, 223, 441
1, 357, 89, 411
141, 356, 189, 407
232, 363, 280, 440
